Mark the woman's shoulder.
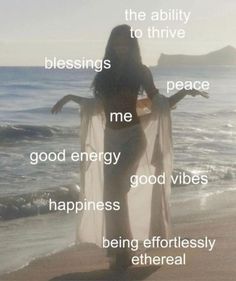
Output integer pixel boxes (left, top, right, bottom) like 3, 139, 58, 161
139, 64, 154, 88
140, 63, 151, 72
139, 64, 152, 78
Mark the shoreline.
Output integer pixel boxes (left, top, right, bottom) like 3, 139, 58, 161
1, 212, 236, 281
1, 241, 76, 276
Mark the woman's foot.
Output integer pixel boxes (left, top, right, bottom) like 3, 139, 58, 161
109, 251, 132, 271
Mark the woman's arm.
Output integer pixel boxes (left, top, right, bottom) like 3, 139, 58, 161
51, 94, 86, 114
141, 65, 159, 100
168, 89, 209, 108
141, 66, 209, 108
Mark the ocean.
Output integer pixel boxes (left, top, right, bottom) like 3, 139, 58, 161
0, 66, 236, 274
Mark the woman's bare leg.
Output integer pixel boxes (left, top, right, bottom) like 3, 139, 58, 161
103, 125, 147, 269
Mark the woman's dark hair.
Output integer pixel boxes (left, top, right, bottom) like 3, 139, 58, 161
92, 24, 143, 98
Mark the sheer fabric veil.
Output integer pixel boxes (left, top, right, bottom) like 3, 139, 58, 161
75, 94, 173, 246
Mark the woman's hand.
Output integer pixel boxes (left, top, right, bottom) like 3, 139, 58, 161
185, 89, 209, 98
51, 95, 71, 114
169, 89, 209, 108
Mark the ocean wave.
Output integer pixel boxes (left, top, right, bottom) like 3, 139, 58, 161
15, 107, 79, 114
0, 124, 59, 143
0, 185, 79, 220
0, 166, 234, 220
3, 83, 46, 90
0, 124, 80, 144
171, 168, 235, 187
211, 109, 236, 118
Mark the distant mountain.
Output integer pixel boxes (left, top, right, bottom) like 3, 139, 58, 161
158, 46, 236, 66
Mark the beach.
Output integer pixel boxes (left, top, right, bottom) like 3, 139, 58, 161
1, 212, 235, 281
1, 0, 236, 279
0, 66, 236, 279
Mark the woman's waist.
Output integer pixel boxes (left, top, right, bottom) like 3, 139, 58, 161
104, 119, 144, 136
105, 113, 140, 129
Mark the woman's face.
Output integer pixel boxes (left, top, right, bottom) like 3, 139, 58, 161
112, 34, 130, 59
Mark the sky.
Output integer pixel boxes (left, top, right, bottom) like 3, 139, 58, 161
0, 0, 236, 66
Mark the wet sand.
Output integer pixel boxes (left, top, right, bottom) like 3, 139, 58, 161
1, 214, 235, 281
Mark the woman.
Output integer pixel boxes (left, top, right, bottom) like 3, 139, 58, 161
51, 24, 207, 270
